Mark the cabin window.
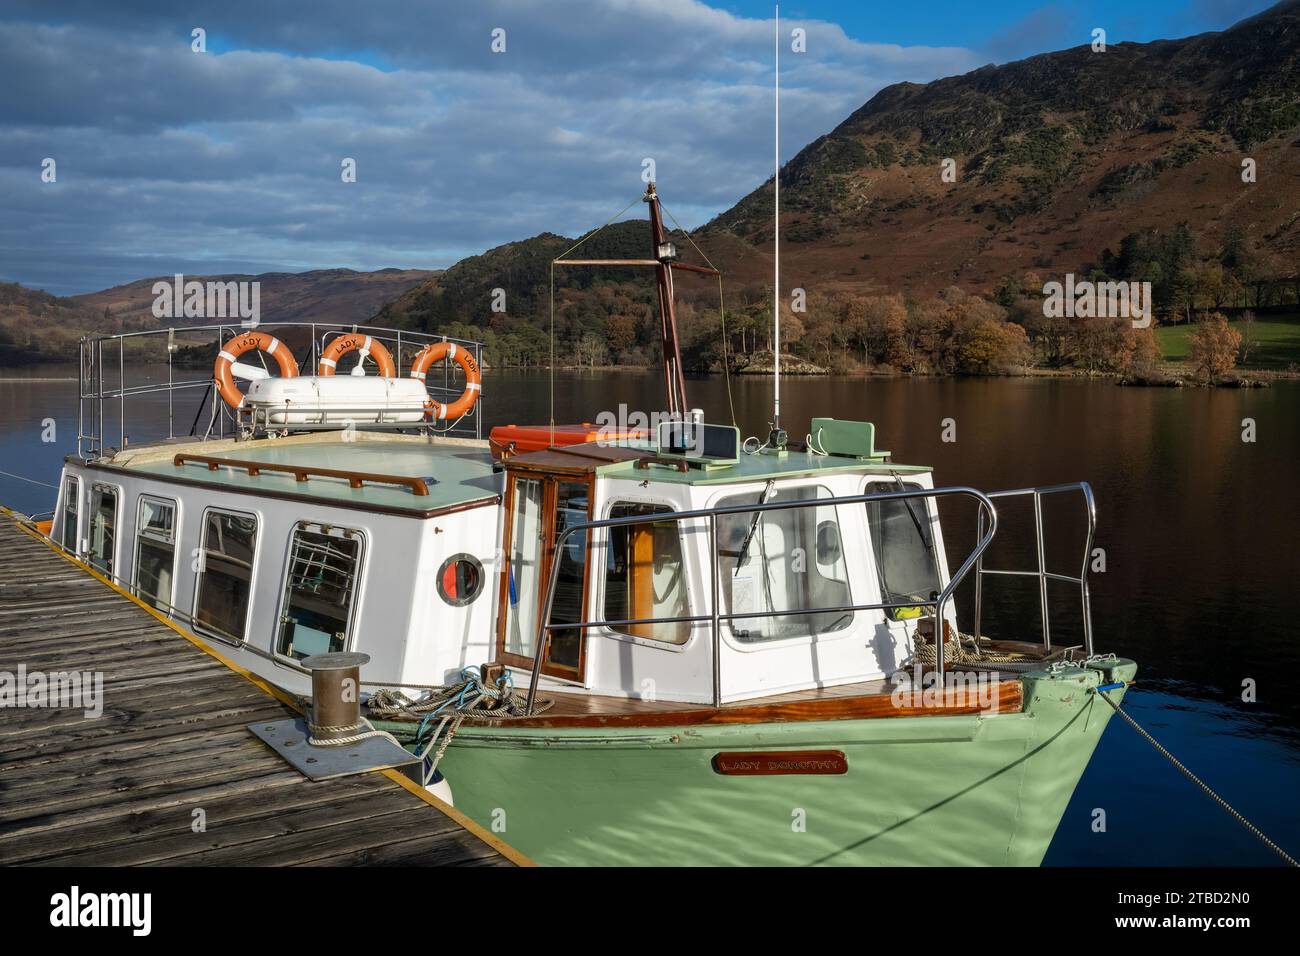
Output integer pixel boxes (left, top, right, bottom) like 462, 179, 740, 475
87, 484, 119, 577
134, 496, 177, 612
603, 502, 689, 645
60, 476, 79, 553
546, 481, 591, 671
716, 484, 852, 642
865, 483, 942, 620
275, 523, 363, 660
195, 509, 258, 643
504, 476, 545, 658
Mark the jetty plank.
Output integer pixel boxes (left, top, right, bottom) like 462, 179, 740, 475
0, 512, 529, 867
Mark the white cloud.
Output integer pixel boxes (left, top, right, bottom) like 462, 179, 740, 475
0, 2, 985, 294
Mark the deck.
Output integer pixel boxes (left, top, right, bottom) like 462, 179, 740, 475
0, 510, 530, 867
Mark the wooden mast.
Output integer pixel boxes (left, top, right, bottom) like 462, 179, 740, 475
552, 182, 717, 419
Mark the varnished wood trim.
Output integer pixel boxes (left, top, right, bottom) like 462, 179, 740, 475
71, 459, 498, 519
480, 679, 1023, 729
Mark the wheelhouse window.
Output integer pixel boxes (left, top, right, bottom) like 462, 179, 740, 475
716, 484, 852, 643
275, 523, 363, 660
134, 496, 177, 612
60, 476, 79, 553
87, 484, 118, 576
195, 510, 258, 643
603, 502, 689, 645
865, 483, 942, 620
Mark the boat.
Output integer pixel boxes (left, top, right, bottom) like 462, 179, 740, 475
23, 21, 1135, 865
24, 173, 1135, 866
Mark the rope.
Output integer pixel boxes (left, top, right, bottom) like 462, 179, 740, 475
0, 468, 58, 490
549, 194, 645, 443
661, 202, 736, 426
367, 666, 554, 787
1093, 686, 1298, 867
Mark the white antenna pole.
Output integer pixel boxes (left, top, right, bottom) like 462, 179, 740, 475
773, 3, 781, 429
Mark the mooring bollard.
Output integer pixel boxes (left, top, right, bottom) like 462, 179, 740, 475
302, 651, 371, 745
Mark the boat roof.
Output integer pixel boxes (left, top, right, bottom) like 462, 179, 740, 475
90, 433, 501, 516
506, 441, 932, 484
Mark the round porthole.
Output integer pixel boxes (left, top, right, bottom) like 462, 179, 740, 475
437, 553, 485, 607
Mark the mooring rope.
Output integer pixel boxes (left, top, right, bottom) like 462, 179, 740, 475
0, 468, 58, 489
366, 667, 554, 786
1093, 685, 1298, 867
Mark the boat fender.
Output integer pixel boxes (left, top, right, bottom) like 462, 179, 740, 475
410, 342, 482, 420
214, 331, 299, 408
317, 333, 397, 377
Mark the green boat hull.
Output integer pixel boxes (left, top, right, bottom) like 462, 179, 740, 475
403, 660, 1135, 866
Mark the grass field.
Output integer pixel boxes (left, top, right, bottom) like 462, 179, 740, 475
1157, 314, 1300, 370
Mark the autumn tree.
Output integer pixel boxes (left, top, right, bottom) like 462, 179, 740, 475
1188, 313, 1241, 381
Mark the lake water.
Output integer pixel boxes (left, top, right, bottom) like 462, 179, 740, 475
1, 364, 1297, 866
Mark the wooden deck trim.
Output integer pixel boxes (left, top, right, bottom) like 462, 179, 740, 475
0, 507, 534, 868
486, 679, 1023, 729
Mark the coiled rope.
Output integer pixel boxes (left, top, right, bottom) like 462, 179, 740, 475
1093, 684, 1298, 867
366, 667, 554, 785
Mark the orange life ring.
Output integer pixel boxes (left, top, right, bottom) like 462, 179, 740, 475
317, 333, 397, 377
411, 342, 481, 420
215, 331, 299, 408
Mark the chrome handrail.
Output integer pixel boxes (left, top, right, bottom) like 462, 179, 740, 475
76, 322, 484, 459
522, 485, 1000, 713
973, 482, 1096, 657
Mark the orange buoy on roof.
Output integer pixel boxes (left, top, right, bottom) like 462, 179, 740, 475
488, 423, 647, 461
411, 342, 481, 421
317, 333, 397, 377
214, 331, 299, 408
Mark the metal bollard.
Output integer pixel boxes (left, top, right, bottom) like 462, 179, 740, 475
302, 651, 371, 745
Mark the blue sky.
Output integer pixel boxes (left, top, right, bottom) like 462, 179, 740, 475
0, 0, 1278, 295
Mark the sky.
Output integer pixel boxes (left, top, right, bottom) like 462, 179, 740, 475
0, 0, 1278, 295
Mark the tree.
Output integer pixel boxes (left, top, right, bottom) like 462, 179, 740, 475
1188, 313, 1241, 381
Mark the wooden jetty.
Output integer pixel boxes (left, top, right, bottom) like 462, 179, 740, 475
0, 510, 531, 867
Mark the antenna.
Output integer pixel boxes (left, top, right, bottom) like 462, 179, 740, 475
772, 3, 781, 434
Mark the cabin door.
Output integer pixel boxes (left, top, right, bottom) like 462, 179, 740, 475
497, 472, 593, 682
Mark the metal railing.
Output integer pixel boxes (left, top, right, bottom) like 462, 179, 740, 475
77, 322, 484, 459
523, 485, 1000, 713
973, 482, 1096, 657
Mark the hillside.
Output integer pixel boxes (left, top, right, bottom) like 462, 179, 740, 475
703, 0, 1300, 295
73, 268, 437, 329
0, 283, 131, 364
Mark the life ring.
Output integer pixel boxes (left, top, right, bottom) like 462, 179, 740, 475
215, 331, 299, 408
411, 342, 481, 420
317, 333, 397, 377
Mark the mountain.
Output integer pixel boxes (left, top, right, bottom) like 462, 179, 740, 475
73, 268, 437, 328
376, 2, 1300, 377
702, 0, 1300, 295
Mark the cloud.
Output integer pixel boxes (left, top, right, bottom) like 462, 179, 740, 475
0, 1, 985, 295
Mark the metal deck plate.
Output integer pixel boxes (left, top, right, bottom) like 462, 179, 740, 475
248, 716, 420, 782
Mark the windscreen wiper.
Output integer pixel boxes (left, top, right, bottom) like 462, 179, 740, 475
734, 479, 777, 576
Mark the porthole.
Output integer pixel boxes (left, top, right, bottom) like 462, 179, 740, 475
437, 553, 485, 607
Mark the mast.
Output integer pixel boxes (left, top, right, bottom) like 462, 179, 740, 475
772, 3, 781, 432
552, 182, 719, 421
646, 184, 690, 418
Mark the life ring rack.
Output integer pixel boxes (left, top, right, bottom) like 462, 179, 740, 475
410, 342, 482, 421
214, 331, 300, 409
317, 333, 398, 377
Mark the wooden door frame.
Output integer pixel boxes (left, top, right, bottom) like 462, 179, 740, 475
495, 467, 596, 683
